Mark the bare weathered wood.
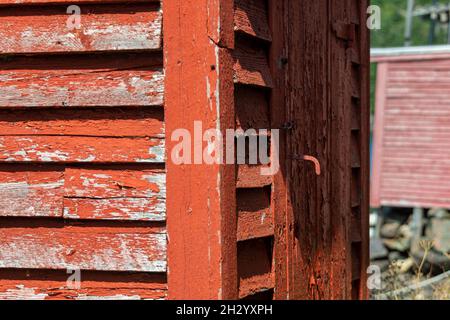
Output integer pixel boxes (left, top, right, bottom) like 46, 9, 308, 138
64, 168, 165, 221
0, 0, 159, 5
0, 55, 163, 107
0, 169, 63, 217
0, 226, 166, 272
0, 270, 166, 300
234, 0, 271, 41
0, 4, 161, 53
0, 136, 164, 163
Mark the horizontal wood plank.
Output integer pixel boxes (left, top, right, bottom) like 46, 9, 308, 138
0, 269, 166, 300
0, 169, 63, 217
0, 226, 166, 272
0, 0, 159, 5
0, 167, 166, 220
0, 108, 164, 138
237, 165, 272, 188
233, 42, 273, 88
64, 168, 165, 221
237, 188, 273, 241
0, 136, 164, 163
235, 85, 270, 130
0, 54, 163, 107
238, 238, 274, 298
0, 4, 161, 53
234, 0, 271, 41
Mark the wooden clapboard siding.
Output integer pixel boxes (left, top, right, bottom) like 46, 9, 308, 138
0, 107, 165, 163
372, 57, 450, 209
0, 270, 166, 300
0, 169, 64, 218
0, 225, 166, 272
234, 0, 271, 42
0, 0, 159, 5
0, 54, 163, 108
0, 136, 164, 163
0, 0, 167, 300
0, 4, 161, 53
64, 168, 165, 221
0, 108, 164, 138
0, 166, 165, 220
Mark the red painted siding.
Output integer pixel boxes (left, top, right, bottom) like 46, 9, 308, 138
372, 54, 450, 209
0, 0, 166, 299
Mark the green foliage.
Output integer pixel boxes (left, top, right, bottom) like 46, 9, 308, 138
371, 0, 449, 48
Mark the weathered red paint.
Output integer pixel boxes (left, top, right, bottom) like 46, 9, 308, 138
0, 0, 166, 300
164, 0, 237, 300
0, 224, 166, 272
267, 0, 370, 300
0, 54, 163, 107
237, 188, 273, 241
0, 270, 166, 300
0, 4, 161, 53
237, 238, 274, 299
0, 0, 369, 300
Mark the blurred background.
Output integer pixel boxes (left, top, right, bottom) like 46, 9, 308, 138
370, 0, 450, 299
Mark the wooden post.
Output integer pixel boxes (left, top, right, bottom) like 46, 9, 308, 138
405, 0, 415, 47
164, 0, 237, 299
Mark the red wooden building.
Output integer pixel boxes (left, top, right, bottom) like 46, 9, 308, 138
371, 46, 450, 209
0, 0, 369, 300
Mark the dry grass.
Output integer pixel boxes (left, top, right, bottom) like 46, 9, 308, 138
373, 240, 449, 300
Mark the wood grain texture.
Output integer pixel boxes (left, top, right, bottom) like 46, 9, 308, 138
285, 0, 334, 299
0, 136, 164, 163
233, 39, 273, 88
0, 106, 165, 162
0, 4, 161, 53
268, 0, 289, 300
0, 108, 164, 138
238, 238, 274, 299
237, 165, 272, 188
0, 167, 165, 220
0, 54, 163, 107
164, 0, 237, 299
0, 169, 63, 217
234, 0, 271, 41
235, 85, 270, 130
0, 226, 166, 272
64, 168, 165, 221
0, 0, 158, 5
0, 270, 166, 300
237, 188, 273, 241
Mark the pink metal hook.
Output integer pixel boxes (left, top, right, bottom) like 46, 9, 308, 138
303, 155, 321, 176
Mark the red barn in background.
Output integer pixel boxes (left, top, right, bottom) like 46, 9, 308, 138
371, 46, 450, 209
